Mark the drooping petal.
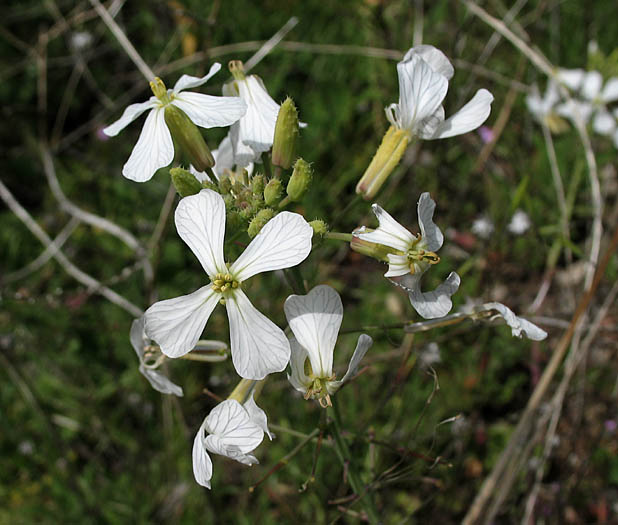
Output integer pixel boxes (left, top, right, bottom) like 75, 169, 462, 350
204, 399, 264, 454
225, 289, 290, 379
409, 271, 461, 319
140, 365, 184, 397
287, 336, 312, 394
592, 109, 616, 136
103, 98, 158, 137
205, 434, 258, 466
581, 70, 603, 100
229, 121, 261, 167
557, 68, 585, 90
122, 108, 174, 182
428, 89, 494, 139
172, 62, 221, 93
230, 212, 313, 282
384, 253, 410, 277
284, 285, 343, 378
403, 45, 454, 80
417, 192, 444, 251
328, 333, 373, 394
243, 394, 274, 440
212, 135, 235, 178
175, 189, 227, 278
355, 204, 417, 252
483, 302, 547, 341
172, 93, 247, 129
144, 285, 219, 358
236, 75, 281, 152
417, 105, 446, 139
397, 54, 449, 132
130, 317, 147, 361
601, 77, 618, 103
192, 424, 213, 488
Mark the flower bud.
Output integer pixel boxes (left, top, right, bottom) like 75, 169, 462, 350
170, 167, 202, 197
309, 220, 328, 237
248, 208, 275, 238
251, 174, 265, 195
350, 228, 392, 262
164, 104, 215, 171
286, 158, 312, 202
264, 179, 283, 206
218, 175, 232, 194
272, 97, 299, 169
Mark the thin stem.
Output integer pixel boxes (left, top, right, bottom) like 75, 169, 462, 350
324, 231, 353, 242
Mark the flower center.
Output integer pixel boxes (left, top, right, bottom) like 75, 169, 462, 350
150, 77, 172, 105
212, 272, 240, 294
304, 376, 336, 408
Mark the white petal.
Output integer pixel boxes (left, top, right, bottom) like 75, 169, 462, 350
409, 271, 461, 319
237, 75, 281, 152
172, 93, 247, 129
192, 423, 213, 488
429, 89, 493, 139
417, 105, 446, 139
328, 333, 373, 394
592, 109, 616, 136
103, 99, 157, 137
284, 285, 343, 378
172, 62, 221, 93
601, 77, 618, 103
140, 365, 184, 397
204, 399, 264, 454
614, 127, 618, 149
212, 135, 235, 177
581, 71, 602, 100
385, 253, 410, 277
230, 121, 261, 167
144, 285, 219, 358
403, 45, 454, 80
558, 68, 585, 90
225, 289, 290, 379
243, 394, 274, 440
287, 336, 312, 394
130, 317, 147, 361
483, 302, 547, 341
556, 100, 594, 123
189, 164, 211, 183
355, 204, 416, 252
417, 192, 444, 251
230, 212, 313, 282
175, 189, 227, 278
397, 54, 449, 132
122, 108, 174, 182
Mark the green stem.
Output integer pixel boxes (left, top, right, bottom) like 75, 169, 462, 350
329, 403, 380, 524
284, 266, 307, 295
324, 231, 353, 242
278, 195, 291, 209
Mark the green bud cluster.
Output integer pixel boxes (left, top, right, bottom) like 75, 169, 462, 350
248, 208, 275, 238
170, 167, 202, 197
309, 220, 328, 237
286, 158, 312, 202
264, 179, 282, 206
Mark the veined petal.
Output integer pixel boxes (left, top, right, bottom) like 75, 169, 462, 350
356, 204, 416, 252
172, 93, 247, 129
175, 189, 227, 278
397, 54, 449, 132
287, 336, 312, 393
409, 271, 461, 319
581, 71, 602, 100
429, 89, 493, 139
417, 192, 444, 251
122, 108, 174, 182
130, 317, 147, 361
417, 105, 445, 139
483, 302, 547, 340
328, 333, 373, 394
284, 285, 343, 378
601, 77, 618, 103
558, 68, 585, 90
140, 365, 184, 397
237, 75, 281, 152
230, 212, 313, 282
173, 62, 221, 93
144, 285, 219, 358
225, 289, 290, 379
212, 135, 235, 178
204, 399, 264, 454
192, 423, 213, 488
403, 45, 454, 80
243, 394, 273, 440
103, 98, 158, 137
592, 109, 616, 136
385, 253, 410, 277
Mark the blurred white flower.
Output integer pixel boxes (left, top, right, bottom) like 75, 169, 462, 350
471, 215, 494, 240
507, 209, 531, 235
483, 302, 547, 340
130, 317, 183, 397
284, 285, 372, 407
192, 398, 266, 489
418, 342, 441, 369
144, 189, 313, 379
355, 192, 460, 319
70, 31, 93, 51
103, 63, 247, 182
386, 45, 494, 139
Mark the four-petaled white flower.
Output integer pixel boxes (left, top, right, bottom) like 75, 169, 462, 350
130, 316, 183, 397
355, 192, 460, 319
387, 45, 494, 139
192, 396, 271, 489
103, 63, 247, 182
284, 285, 372, 407
144, 189, 313, 380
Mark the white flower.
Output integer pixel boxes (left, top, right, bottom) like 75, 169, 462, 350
556, 69, 618, 136
130, 317, 183, 397
284, 285, 372, 406
355, 192, 460, 319
192, 398, 267, 489
471, 215, 494, 240
144, 189, 313, 380
103, 63, 247, 182
190, 134, 254, 183
507, 209, 531, 235
482, 302, 547, 341
387, 45, 494, 139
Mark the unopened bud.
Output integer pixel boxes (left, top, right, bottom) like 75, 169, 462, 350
286, 158, 312, 202
164, 105, 214, 171
251, 174, 265, 195
170, 167, 202, 197
228, 60, 246, 81
309, 220, 328, 237
350, 228, 392, 262
248, 208, 275, 238
272, 98, 299, 169
264, 179, 283, 206
218, 175, 232, 194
